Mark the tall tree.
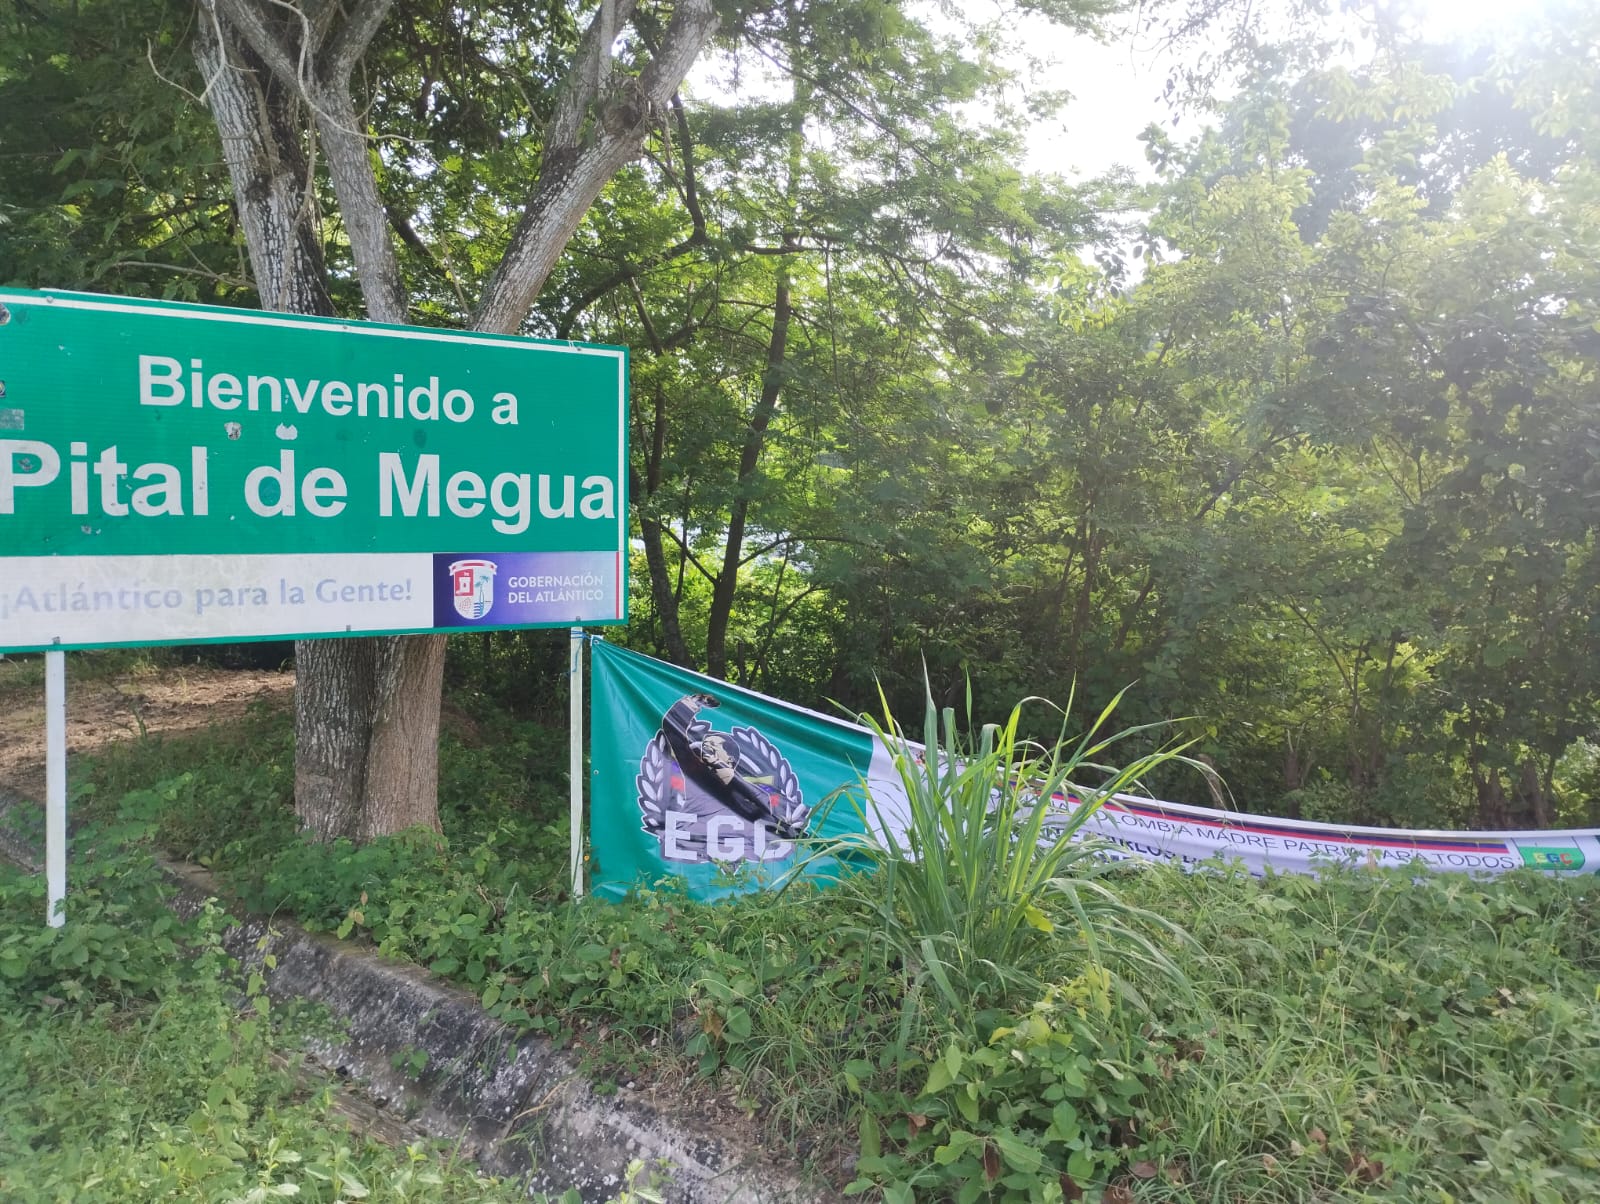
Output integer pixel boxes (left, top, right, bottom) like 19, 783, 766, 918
188, 0, 718, 839
1108, 10, 1600, 823
549, 0, 1102, 685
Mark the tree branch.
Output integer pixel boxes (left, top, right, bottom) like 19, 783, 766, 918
194, 4, 334, 314
316, 85, 408, 321
654, 521, 719, 585
322, 0, 392, 86
546, 0, 641, 151
473, 0, 717, 335
669, 91, 705, 237
211, 0, 308, 95
105, 260, 253, 288
209, 0, 406, 321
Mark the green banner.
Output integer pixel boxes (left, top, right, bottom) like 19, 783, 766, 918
589, 640, 898, 901
589, 643, 1600, 900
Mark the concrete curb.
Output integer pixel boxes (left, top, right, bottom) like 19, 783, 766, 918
0, 792, 834, 1203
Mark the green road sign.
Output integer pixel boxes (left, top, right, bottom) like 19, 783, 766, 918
0, 289, 628, 651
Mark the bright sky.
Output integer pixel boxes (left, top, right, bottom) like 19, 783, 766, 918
1019, 0, 1555, 181
687, 0, 1556, 185
1020, 29, 1171, 180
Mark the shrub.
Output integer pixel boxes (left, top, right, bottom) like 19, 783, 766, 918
820, 680, 1197, 1023
0, 836, 190, 1010
0, 842, 541, 1203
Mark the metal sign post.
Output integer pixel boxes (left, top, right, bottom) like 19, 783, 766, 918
45, 648, 65, 927
569, 627, 585, 899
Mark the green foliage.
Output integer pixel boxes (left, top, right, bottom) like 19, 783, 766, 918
239, 718, 574, 927
586, 0, 1106, 685
119, 761, 295, 868
86, 704, 1600, 1201
79, 697, 574, 911
0, 0, 251, 301
435, 712, 573, 854
0, 836, 186, 1010
267, 836, 1600, 1200
443, 629, 572, 722
822, 681, 1195, 1021
247, 829, 457, 931
850, 980, 1153, 1203
0, 647, 176, 693
1125, 864, 1600, 1202
606, 0, 1600, 835
13, 0, 1599, 832
0, 849, 525, 1203
18, 0, 1600, 1194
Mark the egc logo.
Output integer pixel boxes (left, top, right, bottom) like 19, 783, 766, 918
1518, 846, 1586, 871
635, 692, 810, 864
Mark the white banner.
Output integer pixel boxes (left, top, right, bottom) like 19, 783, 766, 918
591, 644, 1600, 886
1039, 790, 1600, 876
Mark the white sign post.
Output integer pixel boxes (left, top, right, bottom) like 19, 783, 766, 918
45, 648, 66, 927
569, 627, 585, 899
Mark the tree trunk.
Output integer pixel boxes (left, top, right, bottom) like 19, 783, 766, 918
632, 382, 693, 666
293, 637, 376, 840
292, 635, 447, 840
705, 270, 791, 679
1469, 748, 1509, 829
705, 45, 806, 679
193, 13, 333, 316
638, 507, 694, 666
199, 0, 719, 842
198, 4, 445, 840
1515, 755, 1550, 829
1282, 733, 1304, 817
472, 0, 719, 334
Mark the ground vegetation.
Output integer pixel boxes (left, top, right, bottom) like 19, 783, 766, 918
23, 674, 1595, 1202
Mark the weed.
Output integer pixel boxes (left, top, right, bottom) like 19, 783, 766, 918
1123, 863, 1600, 1202
0, 850, 531, 1203
850, 979, 1155, 1202
818, 679, 1198, 1025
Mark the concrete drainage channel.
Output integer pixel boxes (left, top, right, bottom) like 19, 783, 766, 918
0, 791, 833, 1203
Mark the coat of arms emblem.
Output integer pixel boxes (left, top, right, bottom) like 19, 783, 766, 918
448, 558, 496, 620
635, 692, 810, 864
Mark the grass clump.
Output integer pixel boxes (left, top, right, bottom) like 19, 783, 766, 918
83, 700, 297, 870
1124, 864, 1600, 1202
817, 686, 1197, 1201
823, 680, 1195, 1022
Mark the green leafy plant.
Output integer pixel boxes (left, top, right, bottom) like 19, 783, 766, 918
0, 856, 529, 1204
67, 684, 1600, 1201
850, 976, 1155, 1203
0, 838, 191, 1010
820, 679, 1198, 1022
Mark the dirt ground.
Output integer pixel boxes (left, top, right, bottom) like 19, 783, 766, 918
0, 661, 294, 802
